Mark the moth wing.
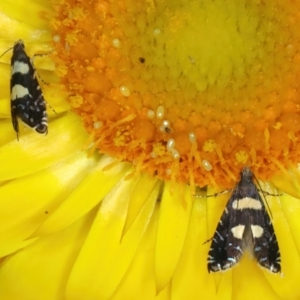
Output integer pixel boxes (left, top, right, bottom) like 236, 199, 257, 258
207, 196, 244, 272
251, 193, 281, 273
10, 103, 19, 138
10, 44, 48, 136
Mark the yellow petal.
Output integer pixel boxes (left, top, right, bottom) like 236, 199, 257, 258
109, 206, 168, 300
232, 254, 280, 300
264, 192, 300, 299
172, 196, 232, 299
0, 114, 87, 180
0, 0, 52, 30
66, 175, 159, 299
34, 156, 131, 236
0, 208, 95, 300
155, 183, 193, 292
272, 172, 300, 199
123, 172, 158, 234
0, 119, 16, 145
0, 150, 96, 256
280, 193, 300, 253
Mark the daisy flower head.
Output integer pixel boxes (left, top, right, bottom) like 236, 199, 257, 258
0, 0, 299, 299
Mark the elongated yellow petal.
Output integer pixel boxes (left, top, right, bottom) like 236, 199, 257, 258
0, 119, 16, 145
272, 172, 300, 199
34, 156, 131, 236
66, 175, 159, 299
0, 3, 52, 63
0, 0, 52, 29
280, 193, 300, 252
0, 151, 96, 256
263, 192, 300, 299
232, 254, 280, 300
172, 197, 232, 299
0, 114, 87, 180
111, 206, 172, 300
123, 173, 158, 234
0, 209, 95, 300
155, 183, 193, 292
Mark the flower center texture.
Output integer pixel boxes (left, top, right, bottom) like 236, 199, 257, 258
51, 0, 300, 187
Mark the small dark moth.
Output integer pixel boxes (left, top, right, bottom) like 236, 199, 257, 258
207, 167, 281, 273
8, 40, 48, 140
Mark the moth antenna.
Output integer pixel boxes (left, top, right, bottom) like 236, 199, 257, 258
0, 46, 13, 60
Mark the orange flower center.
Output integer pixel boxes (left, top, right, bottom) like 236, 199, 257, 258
50, 0, 300, 187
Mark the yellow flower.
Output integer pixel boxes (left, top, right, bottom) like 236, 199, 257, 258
0, 0, 300, 299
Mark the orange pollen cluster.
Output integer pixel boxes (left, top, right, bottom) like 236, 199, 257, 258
50, 0, 300, 187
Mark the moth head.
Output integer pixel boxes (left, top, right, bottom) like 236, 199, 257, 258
241, 166, 253, 181
14, 40, 25, 51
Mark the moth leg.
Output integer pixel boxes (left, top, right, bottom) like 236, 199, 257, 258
259, 189, 283, 197
30, 52, 52, 86
194, 188, 232, 198
45, 101, 57, 114
30, 56, 57, 115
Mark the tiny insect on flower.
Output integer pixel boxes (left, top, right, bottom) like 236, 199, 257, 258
207, 167, 281, 273
0, 40, 49, 140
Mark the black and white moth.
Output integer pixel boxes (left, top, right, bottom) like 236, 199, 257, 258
207, 166, 281, 273
10, 40, 48, 139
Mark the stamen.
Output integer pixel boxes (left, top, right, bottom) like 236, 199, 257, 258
120, 86, 130, 97
162, 120, 170, 128
202, 160, 213, 171
171, 149, 180, 159
53, 35, 61, 42
94, 121, 103, 129
112, 38, 121, 48
150, 152, 156, 158
189, 132, 196, 143
159, 125, 166, 132
153, 28, 161, 35
64, 42, 70, 51
156, 105, 164, 119
147, 110, 155, 119
167, 139, 175, 151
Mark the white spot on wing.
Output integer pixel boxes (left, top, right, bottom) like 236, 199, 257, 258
232, 197, 262, 210
12, 61, 30, 75
11, 85, 30, 100
251, 225, 264, 238
231, 225, 245, 239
